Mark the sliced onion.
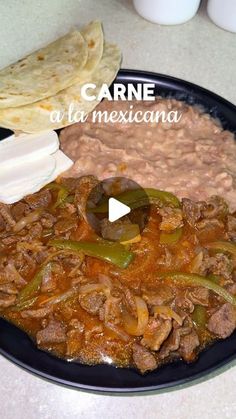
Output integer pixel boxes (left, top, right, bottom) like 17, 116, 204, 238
98, 274, 113, 289
123, 296, 149, 336
79, 283, 110, 298
13, 209, 42, 232
105, 322, 130, 342
153, 305, 183, 325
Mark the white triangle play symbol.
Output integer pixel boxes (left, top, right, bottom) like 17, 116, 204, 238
108, 197, 131, 222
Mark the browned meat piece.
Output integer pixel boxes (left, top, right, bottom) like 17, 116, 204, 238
141, 317, 172, 351
79, 291, 106, 315
24, 189, 52, 209
99, 296, 122, 325
0, 213, 6, 231
1, 235, 19, 247
207, 303, 236, 338
21, 307, 52, 319
100, 217, 131, 241
123, 288, 137, 317
0, 292, 16, 308
54, 217, 78, 235
0, 262, 26, 287
188, 287, 209, 306
159, 207, 183, 231
28, 223, 43, 239
11, 202, 29, 222
227, 215, 236, 241
40, 269, 57, 293
40, 213, 56, 228
175, 290, 195, 313
0, 204, 16, 230
74, 176, 101, 219
182, 198, 205, 227
132, 343, 157, 373
197, 218, 224, 230
142, 285, 174, 306
61, 177, 84, 192
203, 195, 228, 219
0, 283, 18, 294
207, 253, 233, 280
159, 323, 192, 360
179, 330, 200, 362
36, 319, 66, 344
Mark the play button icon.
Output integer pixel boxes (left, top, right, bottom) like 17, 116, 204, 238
108, 197, 131, 222
86, 177, 150, 241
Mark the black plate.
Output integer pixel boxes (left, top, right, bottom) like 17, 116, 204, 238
1, 70, 236, 393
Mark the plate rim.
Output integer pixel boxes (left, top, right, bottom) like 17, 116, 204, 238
0, 69, 236, 393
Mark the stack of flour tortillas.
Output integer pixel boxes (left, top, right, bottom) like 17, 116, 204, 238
0, 21, 121, 132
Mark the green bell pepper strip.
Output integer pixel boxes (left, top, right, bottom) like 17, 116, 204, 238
48, 239, 134, 269
192, 305, 207, 330
158, 272, 236, 306
159, 227, 183, 245
90, 188, 180, 213
46, 182, 69, 209
12, 297, 38, 312
16, 263, 52, 305
205, 241, 236, 257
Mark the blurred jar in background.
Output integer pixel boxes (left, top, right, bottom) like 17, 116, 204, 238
133, 0, 201, 25
207, 0, 236, 33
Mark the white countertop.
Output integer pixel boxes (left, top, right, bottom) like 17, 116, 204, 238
1, 1, 236, 418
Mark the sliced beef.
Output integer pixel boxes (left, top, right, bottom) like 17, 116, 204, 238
40, 269, 57, 293
11, 202, 29, 222
25, 189, 52, 209
227, 215, 236, 241
21, 307, 52, 319
175, 290, 195, 313
54, 217, 77, 235
0, 213, 6, 231
0, 283, 18, 294
159, 207, 183, 231
202, 195, 228, 220
179, 330, 200, 362
0, 204, 16, 230
0, 292, 16, 308
123, 288, 137, 317
36, 319, 66, 344
132, 343, 157, 373
99, 296, 122, 325
207, 303, 236, 338
79, 291, 106, 315
74, 176, 101, 219
182, 199, 205, 227
142, 285, 174, 306
159, 323, 192, 360
207, 253, 233, 280
188, 287, 209, 306
141, 317, 172, 351
100, 217, 131, 241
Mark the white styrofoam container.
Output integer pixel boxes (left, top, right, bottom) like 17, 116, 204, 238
207, 0, 236, 33
133, 0, 201, 25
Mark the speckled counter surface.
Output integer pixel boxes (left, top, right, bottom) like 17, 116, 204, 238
0, 1, 236, 418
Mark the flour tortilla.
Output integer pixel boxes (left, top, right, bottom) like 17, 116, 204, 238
0, 43, 121, 132
80, 21, 104, 74
0, 31, 88, 109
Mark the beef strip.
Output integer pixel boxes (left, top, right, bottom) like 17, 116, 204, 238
0, 204, 16, 230
141, 317, 172, 351
21, 307, 52, 319
0, 283, 18, 294
182, 199, 205, 227
142, 285, 174, 306
179, 330, 200, 362
132, 343, 157, 373
207, 253, 233, 280
24, 189, 52, 209
207, 303, 236, 338
36, 319, 66, 344
79, 291, 106, 315
99, 296, 122, 325
54, 217, 78, 235
159, 207, 183, 231
202, 195, 228, 220
188, 287, 209, 306
11, 202, 29, 222
159, 323, 192, 360
227, 215, 236, 241
0, 292, 16, 308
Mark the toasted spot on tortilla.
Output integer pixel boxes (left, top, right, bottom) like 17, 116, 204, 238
88, 39, 95, 48
39, 104, 53, 111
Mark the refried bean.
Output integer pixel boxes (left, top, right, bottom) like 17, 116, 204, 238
60, 99, 236, 211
